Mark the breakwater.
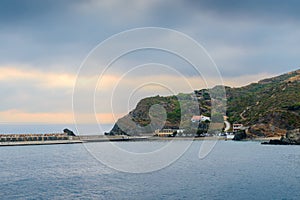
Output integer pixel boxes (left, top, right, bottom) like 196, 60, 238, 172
0, 133, 82, 146
0, 133, 149, 147
0, 133, 71, 142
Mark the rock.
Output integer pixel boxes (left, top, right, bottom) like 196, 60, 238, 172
63, 128, 76, 136
106, 124, 127, 135
233, 131, 247, 141
268, 139, 289, 145
285, 129, 300, 144
262, 128, 300, 145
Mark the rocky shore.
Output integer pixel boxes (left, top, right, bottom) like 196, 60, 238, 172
262, 128, 300, 145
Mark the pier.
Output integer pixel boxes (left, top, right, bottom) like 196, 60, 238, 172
0, 133, 82, 146
0, 133, 149, 147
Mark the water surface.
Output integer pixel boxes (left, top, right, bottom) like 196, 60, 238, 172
0, 141, 299, 199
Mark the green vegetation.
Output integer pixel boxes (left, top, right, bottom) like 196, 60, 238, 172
110, 69, 300, 136
226, 70, 300, 130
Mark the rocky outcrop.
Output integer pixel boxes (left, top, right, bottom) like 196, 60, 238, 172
233, 131, 247, 141
262, 128, 300, 145
63, 128, 76, 136
281, 128, 300, 144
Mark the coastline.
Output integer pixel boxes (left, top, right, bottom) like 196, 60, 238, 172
0, 135, 282, 147
147, 136, 281, 141
0, 140, 82, 147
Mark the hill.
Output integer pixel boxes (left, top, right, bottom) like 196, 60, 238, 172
109, 69, 300, 137
227, 69, 300, 136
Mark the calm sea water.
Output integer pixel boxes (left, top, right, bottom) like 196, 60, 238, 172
0, 140, 299, 200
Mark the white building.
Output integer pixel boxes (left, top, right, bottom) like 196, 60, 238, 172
233, 124, 243, 132
154, 129, 184, 137
191, 115, 211, 123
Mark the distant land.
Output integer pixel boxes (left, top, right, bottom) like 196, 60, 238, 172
109, 69, 300, 137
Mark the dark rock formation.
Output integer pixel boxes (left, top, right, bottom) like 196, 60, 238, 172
106, 124, 127, 135
261, 139, 290, 145
262, 128, 300, 145
281, 128, 300, 144
63, 128, 76, 136
233, 131, 247, 141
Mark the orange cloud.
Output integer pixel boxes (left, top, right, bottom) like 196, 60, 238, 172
0, 109, 125, 124
0, 66, 75, 88
0, 65, 275, 124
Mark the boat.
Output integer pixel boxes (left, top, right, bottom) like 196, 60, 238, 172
225, 132, 235, 140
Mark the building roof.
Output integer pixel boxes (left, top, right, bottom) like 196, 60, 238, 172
191, 115, 202, 121
191, 115, 210, 121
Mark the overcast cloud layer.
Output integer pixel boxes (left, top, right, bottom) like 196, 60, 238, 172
0, 0, 299, 124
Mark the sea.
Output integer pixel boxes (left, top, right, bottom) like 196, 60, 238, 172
0, 125, 299, 199
0, 123, 114, 135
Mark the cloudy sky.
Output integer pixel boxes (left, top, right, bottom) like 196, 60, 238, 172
0, 0, 299, 124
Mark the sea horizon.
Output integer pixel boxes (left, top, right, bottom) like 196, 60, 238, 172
0, 123, 114, 135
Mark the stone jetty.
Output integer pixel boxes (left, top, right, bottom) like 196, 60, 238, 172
0, 132, 82, 146
0, 130, 149, 147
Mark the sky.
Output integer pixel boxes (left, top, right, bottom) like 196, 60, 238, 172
0, 0, 299, 124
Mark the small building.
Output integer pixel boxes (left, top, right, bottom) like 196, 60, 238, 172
233, 124, 244, 132
154, 129, 184, 137
191, 115, 211, 123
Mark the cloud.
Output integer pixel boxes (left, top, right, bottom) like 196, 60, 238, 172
0, 109, 125, 124
0, 0, 79, 24
0, 64, 284, 124
0, 0, 299, 124
0, 66, 75, 89
221, 72, 277, 87
0, 0, 299, 76
0, 66, 75, 114
185, 0, 300, 22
